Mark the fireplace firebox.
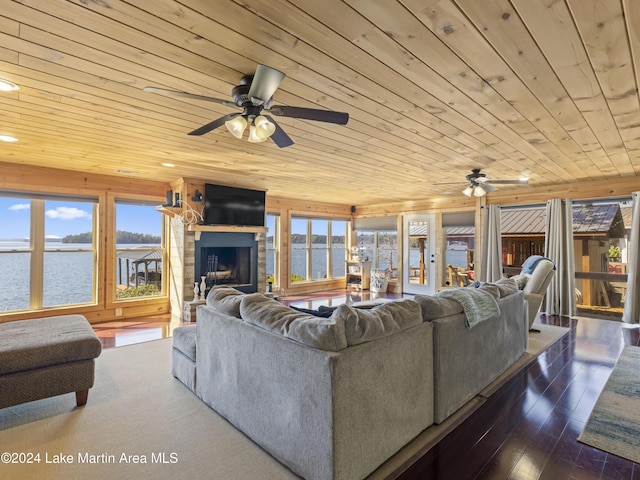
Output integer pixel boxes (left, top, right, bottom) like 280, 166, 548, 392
194, 232, 258, 293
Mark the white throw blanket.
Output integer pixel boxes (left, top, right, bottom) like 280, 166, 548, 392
436, 288, 500, 329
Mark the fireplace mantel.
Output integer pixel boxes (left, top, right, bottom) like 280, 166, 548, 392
187, 224, 267, 233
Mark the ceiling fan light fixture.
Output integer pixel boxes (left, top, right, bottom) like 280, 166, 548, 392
225, 116, 247, 139
254, 115, 276, 139
248, 124, 268, 143
462, 186, 473, 197
473, 185, 487, 197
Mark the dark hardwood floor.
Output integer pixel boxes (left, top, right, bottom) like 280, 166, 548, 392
93, 290, 640, 480
397, 313, 640, 480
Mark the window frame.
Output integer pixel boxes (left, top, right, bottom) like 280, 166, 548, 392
290, 216, 349, 283
112, 198, 168, 303
266, 213, 281, 288
0, 192, 98, 313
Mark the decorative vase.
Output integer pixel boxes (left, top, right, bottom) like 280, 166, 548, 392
200, 276, 207, 301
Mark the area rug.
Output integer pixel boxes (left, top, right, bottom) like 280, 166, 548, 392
0, 324, 569, 480
578, 345, 640, 464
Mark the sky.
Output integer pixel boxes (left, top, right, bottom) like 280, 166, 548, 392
0, 198, 162, 239
290, 217, 347, 237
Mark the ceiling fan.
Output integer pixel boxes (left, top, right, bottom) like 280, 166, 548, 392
439, 169, 529, 197
144, 64, 349, 148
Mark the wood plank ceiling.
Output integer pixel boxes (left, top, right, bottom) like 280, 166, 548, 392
0, 0, 639, 205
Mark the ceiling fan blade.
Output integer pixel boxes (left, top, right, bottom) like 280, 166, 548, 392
188, 113, 240, 136
268, 105, 349, 125
143, 86, 236, 107
263, 116, 294, 148
248, 65, 285, 105
482, 184, 497, 192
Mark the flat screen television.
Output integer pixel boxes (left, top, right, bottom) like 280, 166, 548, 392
203, 183, 266, 227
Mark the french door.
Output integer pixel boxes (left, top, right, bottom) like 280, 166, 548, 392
403, 214, 436, 295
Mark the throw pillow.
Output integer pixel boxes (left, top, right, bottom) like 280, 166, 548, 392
494, 277, 519, 297
205, 286, 245, 317
333, 299, 423, 346
511, 274, 529, 290
290, 305, 333, 318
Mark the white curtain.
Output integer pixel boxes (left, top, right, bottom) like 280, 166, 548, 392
622, 191, 640, 324
480, 205, 502, 282
544, 198, 576, 316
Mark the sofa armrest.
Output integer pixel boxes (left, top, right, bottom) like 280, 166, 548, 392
524, 292, 544, 329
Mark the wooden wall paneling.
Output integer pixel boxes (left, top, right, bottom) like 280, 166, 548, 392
487, 177, 640, 206
0, 162, 168, 198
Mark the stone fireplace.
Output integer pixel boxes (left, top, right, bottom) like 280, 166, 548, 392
169, 223, 266, 321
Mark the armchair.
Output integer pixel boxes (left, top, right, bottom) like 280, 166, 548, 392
516, 256, 556, 331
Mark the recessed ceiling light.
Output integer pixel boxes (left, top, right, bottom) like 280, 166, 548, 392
0, 79, 20, 92
161, 162, 175, 167
0, 135, 18, 142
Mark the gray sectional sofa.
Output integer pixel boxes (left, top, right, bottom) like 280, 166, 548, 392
172, 280, 526, 480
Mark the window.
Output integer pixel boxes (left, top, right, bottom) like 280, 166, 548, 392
500, 206, 546, 268
43, 199, 96, 307
353, 216, 398, 280
266, 214, 280, 287
290, 217, 348, 283
573, 199, 629, 315
356, 231, 398, 279
115, 202, 165, 299
0, 194, 97, 312
442, 211, 475, 287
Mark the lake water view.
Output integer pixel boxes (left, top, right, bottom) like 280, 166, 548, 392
0, 241, 159, 312
1, 240, 470, 312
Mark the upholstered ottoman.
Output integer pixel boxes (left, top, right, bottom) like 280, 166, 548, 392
0, 314, 102, 409
171, 324, 196, 392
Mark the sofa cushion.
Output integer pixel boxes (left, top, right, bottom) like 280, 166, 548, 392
205, 286, 245, 318
413, 295, 463, 321
495, 277, 519, 297
333, 299, 423, 346
240, 294, 348, 351
172, 324, 197, 361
